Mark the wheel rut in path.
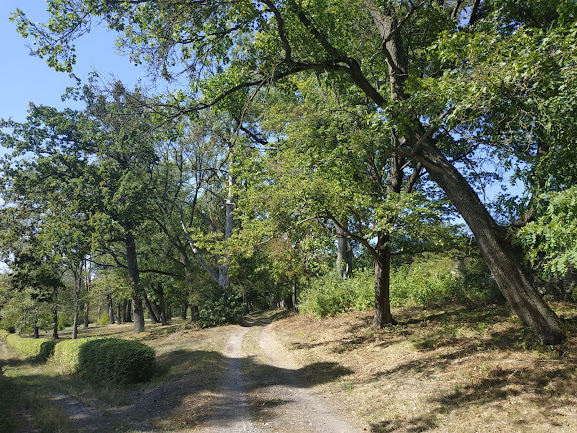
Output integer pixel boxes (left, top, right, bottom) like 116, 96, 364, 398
246, 322, 364, 433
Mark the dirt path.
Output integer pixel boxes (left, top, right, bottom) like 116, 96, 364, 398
244, 323, 364, 433
3, 317, 365, 432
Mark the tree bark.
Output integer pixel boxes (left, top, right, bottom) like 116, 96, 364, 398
372, 231, 397, 328
33, 320, 39, 339
72, 267, 82, 339
83, 262, 91, 328
52, 306, 59, 339
417, 140, 565, 344
125, 230, 145, 333
218, 173, 235, 289
107, 295, 115, 324
335, 223, 353, 279
143, 291, 160, 324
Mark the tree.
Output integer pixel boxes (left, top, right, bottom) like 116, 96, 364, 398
13, 0, 576, 342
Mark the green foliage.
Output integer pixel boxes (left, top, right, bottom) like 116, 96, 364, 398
390, 254, 502, 307
196, 287, 244, 328
299, 269, 374, 318
0, 329, 10, 339
300, 254, 502, 318
76, 338, 156, 385
5, 334, 57, 361
97, 313, 111, 326
518, 186, 577, 276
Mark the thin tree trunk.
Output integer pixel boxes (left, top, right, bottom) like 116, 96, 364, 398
33, 320, 39, 339
52, 307, 59, 339
72, 267, 82, 339
83, 261, 90, 328
143, 291, 160, 324
292, 275, 298, 312
218, 173, 235, 289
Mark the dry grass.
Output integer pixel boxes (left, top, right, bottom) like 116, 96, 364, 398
3, 305, 577, 432
269, 303, 577, 433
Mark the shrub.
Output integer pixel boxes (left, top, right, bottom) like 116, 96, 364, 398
0, 329, 9, 339
300, 253, 502, 317
77, 338, 156, 385
97, 313, 110, 326
299, 268, 374, 317
51, 337, 96, 374
5, 334, 57, 361
197, 289, 245, 328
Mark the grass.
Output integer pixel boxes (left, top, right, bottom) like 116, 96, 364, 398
1, 303, 576, 432
269, 302, 577, 432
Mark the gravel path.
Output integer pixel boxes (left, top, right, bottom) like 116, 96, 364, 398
3, 317, 364, 433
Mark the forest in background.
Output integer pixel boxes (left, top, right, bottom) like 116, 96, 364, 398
1, 0, 577, 345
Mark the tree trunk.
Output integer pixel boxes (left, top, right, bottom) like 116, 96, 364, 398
72, 268, 82, 339
33, 320, 39, 338
52, 307, 59, 339
292, 275, 298, 312
124, 300, 132, 322
117, 303, 123, 324
372, 232, 397, 329
335, 223, 353, 279
143, 291, 160, 324
107, 295, 115, 324
218, 173, 236, 289
156, 282, 168, 325
83, 262, 91, 328
190, 304, 199, 322
361, 0, 564, 343
125, 230, 145, 333
418, 140, 565, 344
182, 301, 188, 320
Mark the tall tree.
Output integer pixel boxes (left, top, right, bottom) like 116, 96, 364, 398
14, 0, 577, 342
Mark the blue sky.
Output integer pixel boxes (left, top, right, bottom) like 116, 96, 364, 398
1, 1, 149, 124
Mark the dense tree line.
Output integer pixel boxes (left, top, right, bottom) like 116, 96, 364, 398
1, 0, 576, 344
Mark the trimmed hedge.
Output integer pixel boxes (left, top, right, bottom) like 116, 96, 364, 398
52, 337, 156, 385
51, 337, 97, 374
0, 330, 10, 339
5, 334, 57, 361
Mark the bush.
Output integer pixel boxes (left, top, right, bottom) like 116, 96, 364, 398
299, 268, 374, 317
197, 289, 245, 328
51, 337, 96, 374
77, 338, 156, 385
0, 329, 9, 339
97, 313, 110, 326
5, 334, 57, 361
300, 254, 502, 317
390, 254, 501, 306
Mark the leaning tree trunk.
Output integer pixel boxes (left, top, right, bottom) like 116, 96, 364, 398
125, 230, 145, 333
418, 139, 565, 344
361, 0, 564, 343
